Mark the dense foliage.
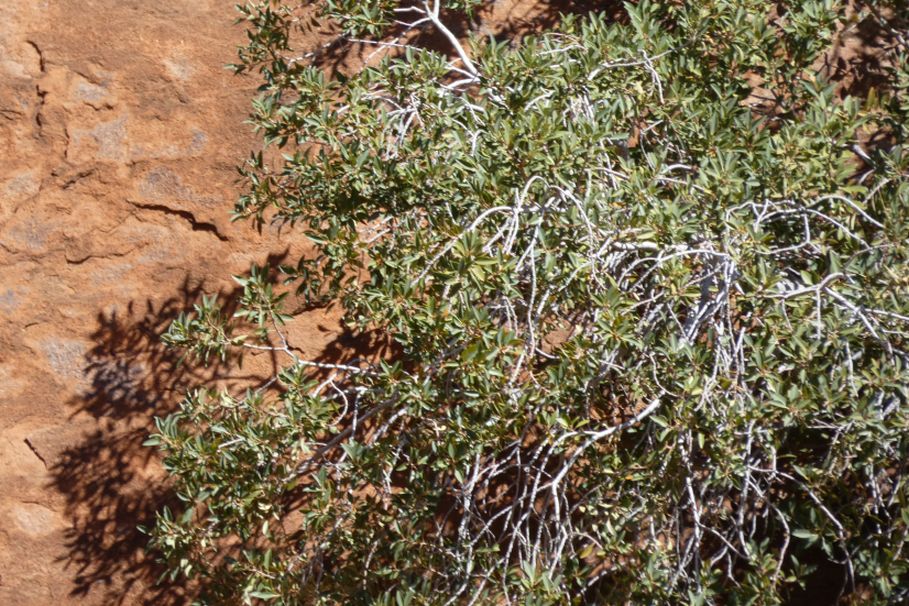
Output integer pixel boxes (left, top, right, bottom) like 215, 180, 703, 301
146, 1, 909, 603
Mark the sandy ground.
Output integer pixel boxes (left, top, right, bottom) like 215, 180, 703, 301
0, 1, 341, 603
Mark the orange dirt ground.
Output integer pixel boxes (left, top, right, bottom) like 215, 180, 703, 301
0, 1, 343, 603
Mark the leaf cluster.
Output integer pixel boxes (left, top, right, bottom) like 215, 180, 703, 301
151, 1, 909, 604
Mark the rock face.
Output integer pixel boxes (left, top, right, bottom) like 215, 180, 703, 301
0, 1, 333, 603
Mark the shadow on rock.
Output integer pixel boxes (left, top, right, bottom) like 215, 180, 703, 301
50, 253, 286, 604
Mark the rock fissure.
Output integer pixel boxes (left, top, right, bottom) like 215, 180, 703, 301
25, 40, 46, 73
130, 201, 228, 241
0, 108, 24, 120
25, 40, 47, 74
23, 438, 48, 469
33, 85, 48, 131
64, 245, 143, 265
60, 168, 97, 190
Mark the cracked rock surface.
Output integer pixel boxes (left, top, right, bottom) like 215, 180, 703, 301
0, 1, 330, 604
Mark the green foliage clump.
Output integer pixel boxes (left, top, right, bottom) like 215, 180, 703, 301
147, 1, 909, 603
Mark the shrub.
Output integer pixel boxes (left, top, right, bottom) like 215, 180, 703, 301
146, 1, 909, 603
